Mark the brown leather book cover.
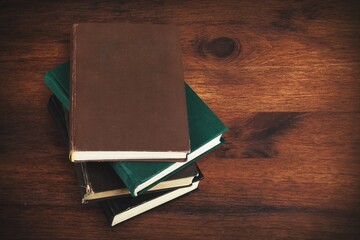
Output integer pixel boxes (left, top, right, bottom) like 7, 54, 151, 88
76, 162, 199, 203
70, 23, 190, 162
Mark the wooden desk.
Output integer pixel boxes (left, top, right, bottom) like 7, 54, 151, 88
1, 1, 359, 239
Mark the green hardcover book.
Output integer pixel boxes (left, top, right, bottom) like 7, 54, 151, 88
112, 85, 227, 196
44, 62, 228, 196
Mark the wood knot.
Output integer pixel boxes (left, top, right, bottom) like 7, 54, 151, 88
195, 37, 241, 61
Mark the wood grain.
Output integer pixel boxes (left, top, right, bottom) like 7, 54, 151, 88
0, 0, 359, 239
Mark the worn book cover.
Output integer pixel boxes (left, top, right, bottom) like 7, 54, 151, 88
47, 95, 200, 203
70, 23, 190, 162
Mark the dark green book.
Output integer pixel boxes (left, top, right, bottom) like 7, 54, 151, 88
44, 62, 228, 197
112, 85, 227, 196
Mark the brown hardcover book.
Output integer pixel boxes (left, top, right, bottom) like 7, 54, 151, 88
76, 162, 199, 203
70, 23, 190, 162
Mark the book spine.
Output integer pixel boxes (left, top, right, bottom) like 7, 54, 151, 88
78, 163, 94, 204
44, 72, 70, 111
69, 23, 78, 162
47, 96, 69, 145
99, 201, 116, 226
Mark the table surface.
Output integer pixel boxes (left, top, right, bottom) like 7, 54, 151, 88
1, 0, 359, 239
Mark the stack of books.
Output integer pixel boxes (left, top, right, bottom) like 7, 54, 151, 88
45, 23, 227, 227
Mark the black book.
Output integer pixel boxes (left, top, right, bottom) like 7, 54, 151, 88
101, 173, 202, 226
